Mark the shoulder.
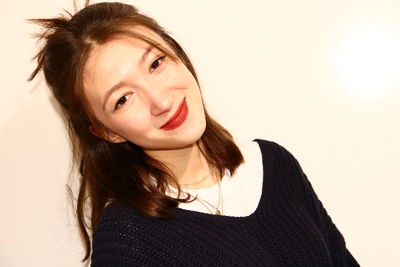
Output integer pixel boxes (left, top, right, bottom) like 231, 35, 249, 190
92, 202, 146, 244
235, 138, 300, 179
252, 139, 312, 200
252, 139, 303, 170
95, 201, 147, 225
92, 202, 156, 239
253, 138, 295, 155
91, 202, 159, 265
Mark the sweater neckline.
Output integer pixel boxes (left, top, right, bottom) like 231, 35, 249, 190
172, 139, 270, 220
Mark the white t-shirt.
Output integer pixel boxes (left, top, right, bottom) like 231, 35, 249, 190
165, 140, 263, 217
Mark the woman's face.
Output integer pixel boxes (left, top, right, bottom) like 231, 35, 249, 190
83, 27, 206, 152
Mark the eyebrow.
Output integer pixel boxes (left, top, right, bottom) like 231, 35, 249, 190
102, 46, 153, 111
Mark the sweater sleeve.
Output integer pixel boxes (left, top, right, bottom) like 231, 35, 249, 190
301, 173, 360, 267
274, 142, 360, 267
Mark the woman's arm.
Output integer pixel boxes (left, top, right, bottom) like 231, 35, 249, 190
301, 172, 360, 266
273, 141, 360, 266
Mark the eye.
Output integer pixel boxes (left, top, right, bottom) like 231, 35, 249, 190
150, 55, 166, 72
114, 94, 131, 110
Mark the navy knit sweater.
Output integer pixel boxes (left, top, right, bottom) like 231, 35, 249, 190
91, 139, 359, 266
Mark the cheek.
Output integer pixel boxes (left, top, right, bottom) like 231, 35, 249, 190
110, 112, 152, 137
168, 62, 193, 83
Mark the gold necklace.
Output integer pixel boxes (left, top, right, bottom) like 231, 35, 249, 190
179, 172, 210, 188
175, 169, 224, 215
184, 177, 223, 215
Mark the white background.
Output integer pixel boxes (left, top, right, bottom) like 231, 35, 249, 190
1, 0, 399, 266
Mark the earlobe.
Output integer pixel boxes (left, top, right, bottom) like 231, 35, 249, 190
104, 131, 127, 143
89, 126, 127, 143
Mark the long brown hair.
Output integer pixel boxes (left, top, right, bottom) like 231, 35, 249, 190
28, 2, 243, 263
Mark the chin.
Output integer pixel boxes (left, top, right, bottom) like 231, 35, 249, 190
159, 121, 206, 150
171, 129, 206, 149
185, 119, 207, 143
137, 118, 206, 151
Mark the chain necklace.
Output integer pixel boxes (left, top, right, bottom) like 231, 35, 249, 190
179, 172, 211, 188
191, 179, 223, 215
179, 173, 224, 215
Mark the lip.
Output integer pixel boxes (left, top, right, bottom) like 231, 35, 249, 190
160, 98, 188, 130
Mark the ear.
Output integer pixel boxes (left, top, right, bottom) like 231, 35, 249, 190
89, 126, 127, 143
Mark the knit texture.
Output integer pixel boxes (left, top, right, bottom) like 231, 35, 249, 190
91, 139, 359, 266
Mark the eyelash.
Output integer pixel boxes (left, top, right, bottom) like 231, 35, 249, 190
114, 94, 131, 110
113, 55, 166, 110
150, 55, 166, 72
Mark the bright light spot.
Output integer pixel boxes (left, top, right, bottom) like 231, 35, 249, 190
332, 19, 400, 98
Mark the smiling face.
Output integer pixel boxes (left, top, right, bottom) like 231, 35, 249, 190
82, 27, 206, 152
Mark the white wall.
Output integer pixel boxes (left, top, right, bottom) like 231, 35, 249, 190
1, 0, 399, 266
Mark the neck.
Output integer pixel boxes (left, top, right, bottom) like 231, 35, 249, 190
144, 141, 218, 190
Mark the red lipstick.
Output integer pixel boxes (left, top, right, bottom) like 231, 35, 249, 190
160, 98, 188, 130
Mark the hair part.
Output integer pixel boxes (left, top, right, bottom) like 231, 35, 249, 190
28, 2, 243, 263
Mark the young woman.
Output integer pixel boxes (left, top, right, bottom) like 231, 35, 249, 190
29, 2, 359, 266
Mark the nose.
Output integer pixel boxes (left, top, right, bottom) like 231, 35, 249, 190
146, 87, 173, 116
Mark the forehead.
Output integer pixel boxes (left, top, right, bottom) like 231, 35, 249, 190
85, 26, 166, 69
83, 26, 168, 88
